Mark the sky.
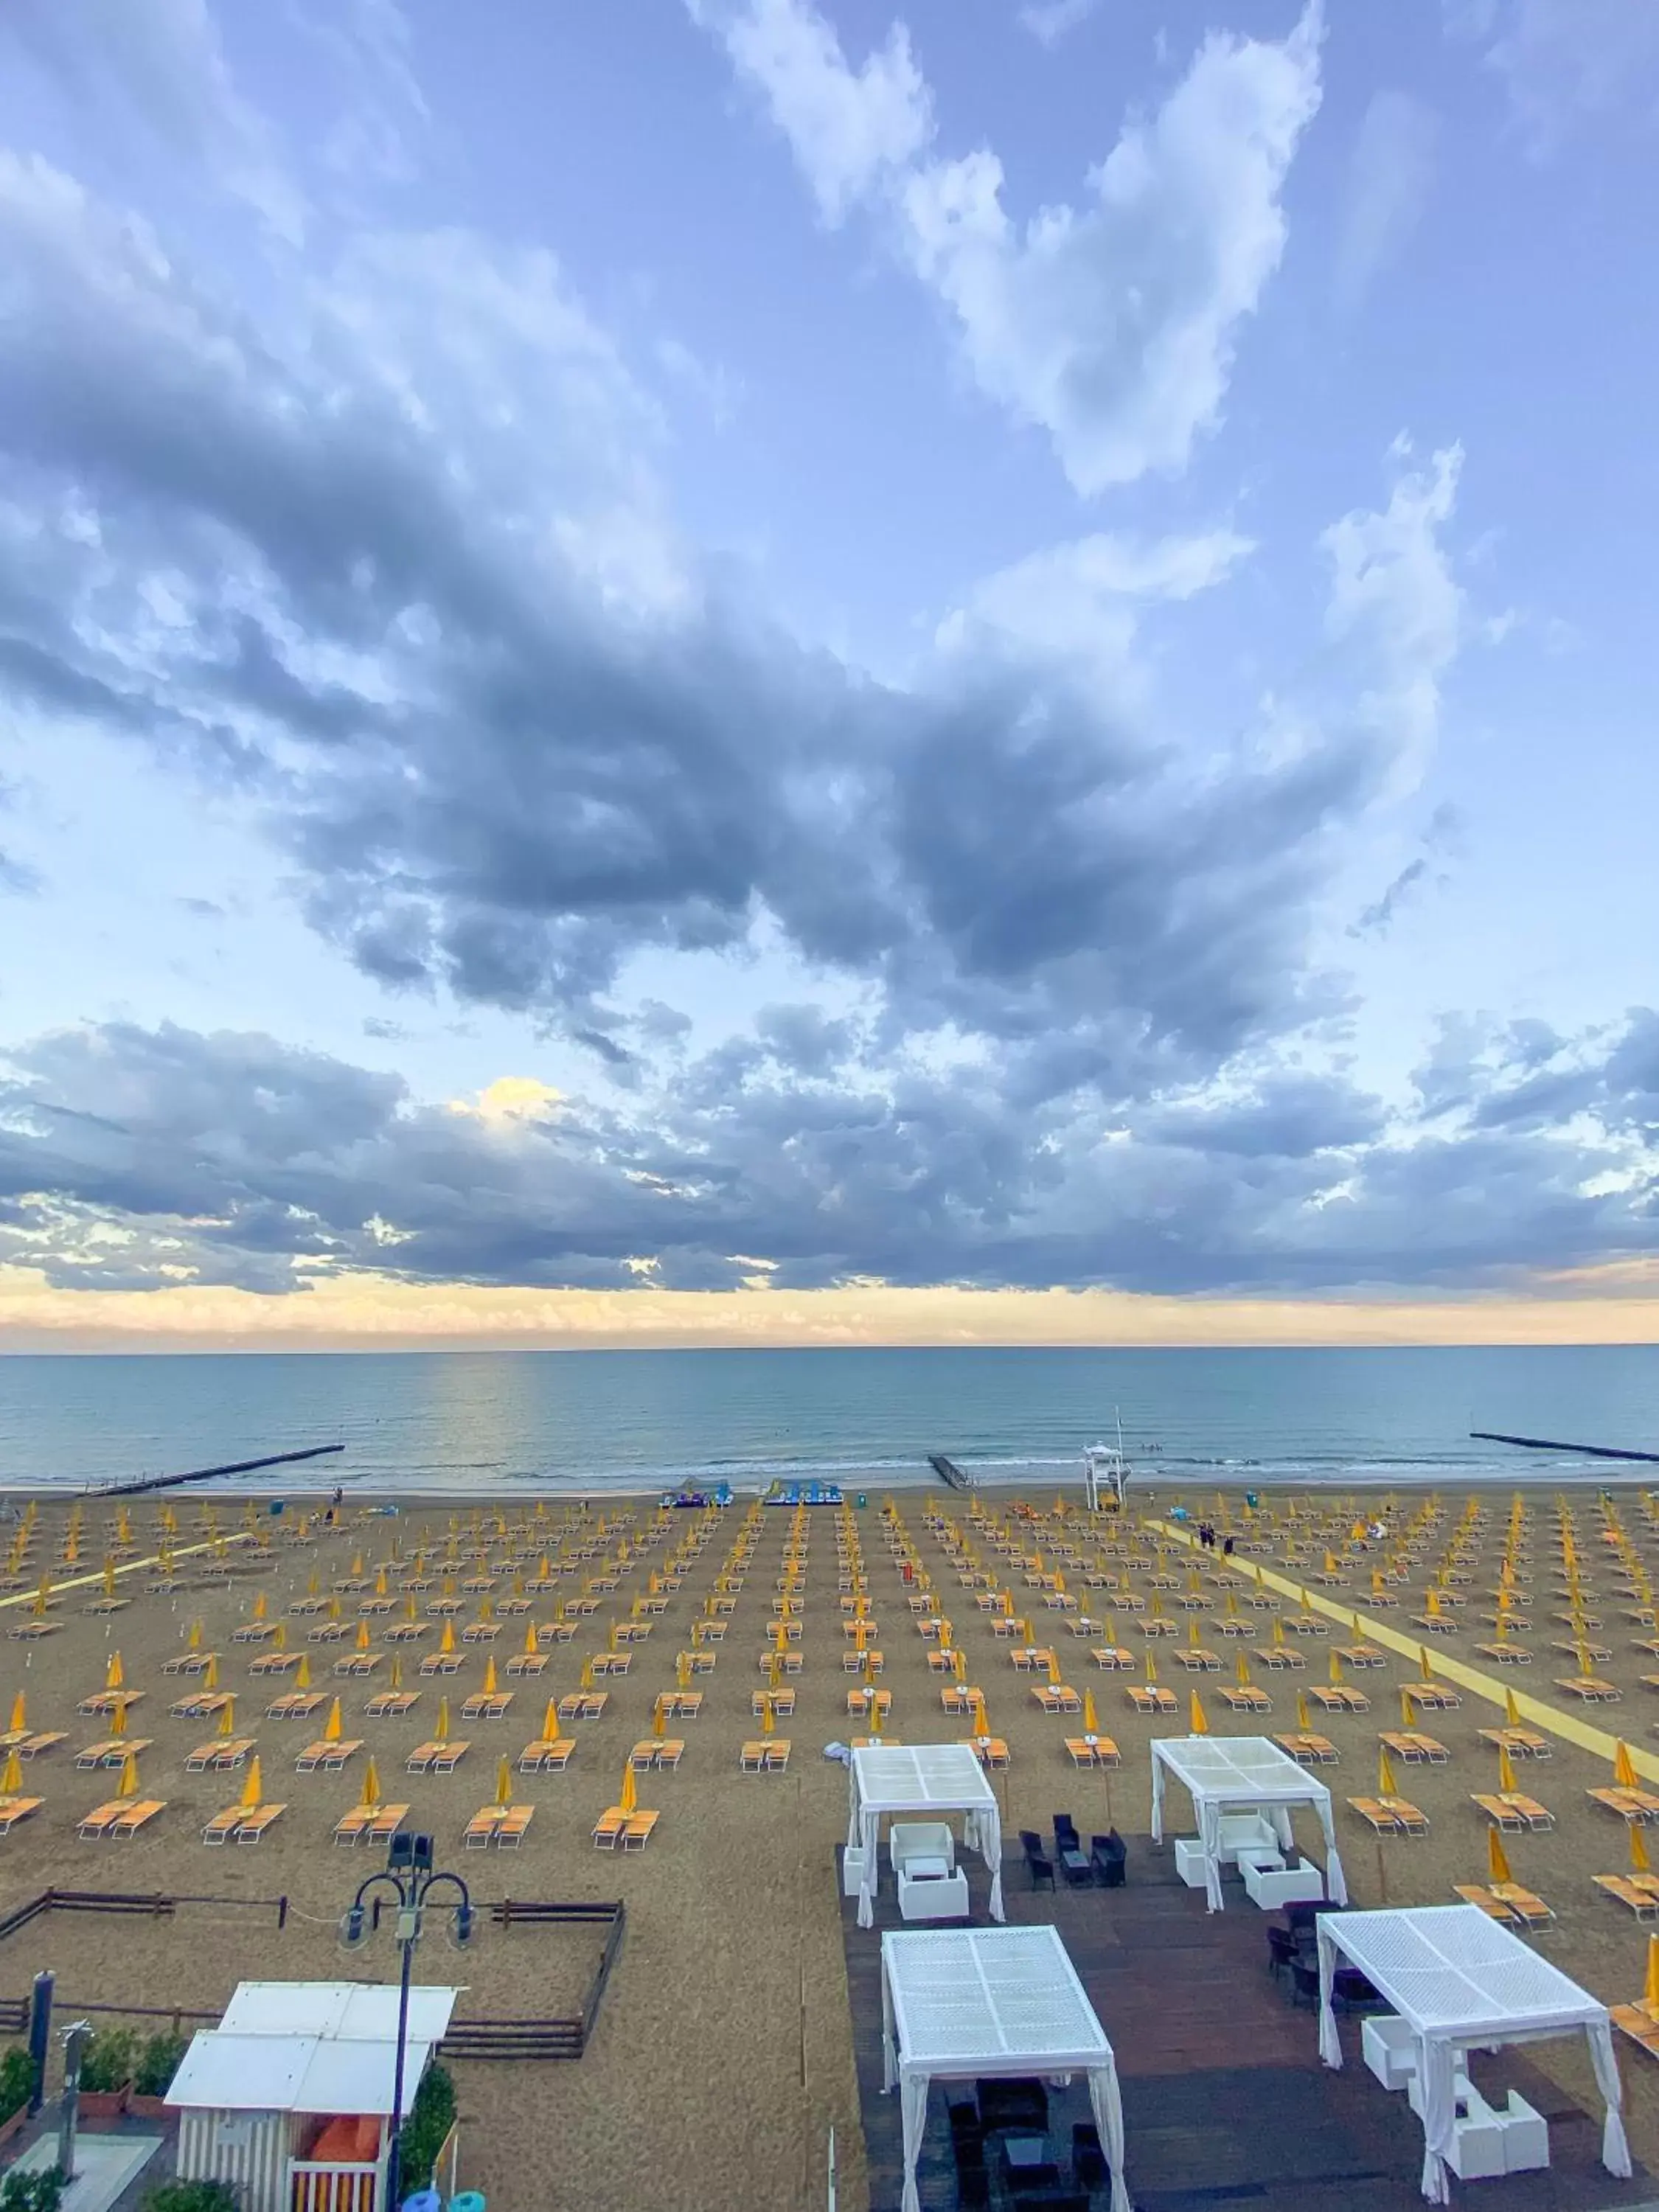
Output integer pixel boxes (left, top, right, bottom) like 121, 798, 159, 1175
1, 0, 1658, 1350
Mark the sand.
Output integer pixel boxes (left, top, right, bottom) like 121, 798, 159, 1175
2, 1475, 1659, 2210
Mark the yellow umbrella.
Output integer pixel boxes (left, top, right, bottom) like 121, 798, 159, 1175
295, 1655, 312, 1689
1082, 1689, 1098, 1735
1189, 1691, 1209, 1736
1633, 1823, 1652, 1877
580, 1658, 595, 1691
356, 1622, 372, 1652
439, 1620, 456, 1655
240, 1757, 262, 1809
110, 1702, 128, 1738
1327, 1650, 1344, 1687
1234, 1653, 1252, 1688
1645, 1933, 1659, 2011
619, 1761, 638, 1816
216, 1697, 236, 1737
1186, 1618, 1201, 1649
389, 1658, 403, 1691
1399, 1686, 1417, 1727
1144, 1652, 1159, 1685
495, 1756, 512, 1809
1616, 1741, 1639, 1788
483, 1657, 498, 1696
116, 1750, 139, 1799
204, 1655, 218, 1689
0, 1750, 20, 1796
653, 1695, 667, 1741
324, 1697, 343, 1743
953, 1648, 966, 1684
1296, 1689, 1311, 1730
542, 1696, 560, 1741
1419, 1646, 1433, 1682
1046, 1651, 1061, 1687
676, 1650, 691, 1689
1498, 1743, 1518, 1793
436, 1697, 451, 1744
1379, 1749, 1399, 1797
360, 1757, 382, 1809
105, 1652, 125, 1691
1487, 1826, 1512, 1885
102, 1562, 116, 1601
761, 1696, 776, 1737
1271, 1618, 1285, 1647
187, 1618, 204, 1652
253, 1590, 268, 1621
7, 1693, 23, 1734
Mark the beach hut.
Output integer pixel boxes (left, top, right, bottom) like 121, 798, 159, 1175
165, 1980, 462, 2212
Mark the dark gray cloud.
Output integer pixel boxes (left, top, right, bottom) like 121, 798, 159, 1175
0, 1015, 1652, 1298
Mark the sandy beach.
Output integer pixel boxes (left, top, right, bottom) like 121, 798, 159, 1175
3, 1475, 1659, 2209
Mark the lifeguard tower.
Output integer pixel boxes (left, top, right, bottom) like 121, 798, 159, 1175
1082, 1432, 1130, 1513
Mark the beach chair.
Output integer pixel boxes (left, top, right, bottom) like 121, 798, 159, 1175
1595, 1875, 1659, 1921
592, 1809, 627, 1849
111, 1799, 164, 1838
202, 1808, 242, 1846
0, 1798, 42, 1834
235, 1804, 285, 1843
740, 1741, 771, 1772
185, 1738, 253, 1770
162, 1651, 217, 1676
764, 1742, 791, 1772
406, 1742, 442, 1773
497, 1805, 533, 1848
266, 1693, 327, 1721
296, 1738, 364, 1772
517, 1737, 575, 1773
1453, 1883, 1519, 1924
464, 1807, 504, 1848
1222, 1687, 1272, 1713
1472, 1793, 1527, 1832
332, 1806, 375, 1844
1491, 1882, 1553, 1926
17, 1733, 65, 1760
1127, 1686, 1177, 1713
1613, 2003, 1659, 2056
654, 1739, 684, 1769
364, 1691, 419, 1718
77, 1801, 124, 1840
418, 1652, 464, 1677
1556, 1674, 1621, 1702
1091, 1647, 1134, 1671
968, 1738, 1010, 1768
504, 1652, 548, 1677
430, 1741, 470, 1773
333, 1653, 383, 1678
367, 1805, 408, 1845
1478, 1726, 1549, 1758
751, 1687, 796, 1717
621, 1811, 658, 1849
460, 1692, 513, 1721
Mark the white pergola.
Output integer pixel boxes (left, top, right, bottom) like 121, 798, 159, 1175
1316, 1905, 1631, 2204
1150, 1735, 1348, 1913
846, 1744, 1004, 1930
880, 1925, 1130, 2212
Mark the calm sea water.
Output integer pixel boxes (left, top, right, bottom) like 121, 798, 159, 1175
0, 1346, 1656, 1497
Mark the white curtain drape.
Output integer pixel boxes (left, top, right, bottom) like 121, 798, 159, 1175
1415, 2034, 1456, 2203
1317, 1928, 1342, 2068
1586, 2020, 1632, 2178
1152, 1745, 1343, 1910
1319, 1803, 1349, 1905
853, 1780, 1003, 1927
1087, 2062, 1132, 2212
897, 2074, 929, 2212
1196, 1798, 1225, 1913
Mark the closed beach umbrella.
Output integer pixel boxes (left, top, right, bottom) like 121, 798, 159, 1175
1419, 1646, 1433, 1682
1379, 1749, 1399, 1798
1486, 1826, 1512, 1885
203, 1654, 219, 1689
187, 1619, 203, 1652
324, 1697, 343, 1743
110, 1702, 128, 1739
1234, 1654, 1251, 1688
653, 1695, 667, 1741
953, 1649, 966, 1684
483, 1657, 498, 1696
356, 1622, 372, 1652
102, 1562, 117, 1601
619, 1761, 638, 1816
105, 1652, 124, 1691
1144, 1652, 1158, 1686
1188, 1691, 1208, 1736
1187, 1619, 1201, 1649
580, 1658, 594, 1691
541, 1696, 560, 1742
436, 1697, 451, 1744
295, 1655, 312, 1689
1616, 1741, 1639, 1788
674, 1650, 691, 1691
240, 1757, 262, 1809
116, 1750, 138, 1799
1646, 1935, 1659, 2012
0, 1749, 18, 1796
1271, 1618, 1285, 1648
216, 1697, 236, 1737
495, 1756, 512, 1809
361, 1757, 381, 1809
1632, 1824, 1652, 1877
7, 1693, 23, 1735
1046, 1650, 1061, 1687
1498, 1743, 1518, 1792
439, 1620, 456, 1655
523, 1624, 538, 1657
1296, 1690, 1311, 1731
1328, 1651, 1344, 1687
389, 1658, 403, 1691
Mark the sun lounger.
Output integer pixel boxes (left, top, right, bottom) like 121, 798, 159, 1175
460, 1694, 513, 1720
965, 1737, 1009, 1768
496, 1805, 533, 1847
367, 1804, 408, 1844
504, 1652, 549, 1676
333, 1654, 383, 1677
1381, 1731, 1448, 1764
185, 1738, 254, 1771
1091, 1647, 1134, 1670
1490, 1882, 1552, 1926
1596, 1874, 1659, 1921
1613, 2003, 1659, 2056
556, 1693, 608, 1722
1454, 1883, 1520, 1924
296, 1739, 364, 1771
621, 1810, 658, 1849
332, 1806, 375, 1843
77, 1801, 125, 1840
169, 1691, 231, 1719
1309, 1686, 1370, 1713
464, 1808, 504, 1848
1556, 1674, 1621, 1702
592, 1809, 627, 1849
418, 1654, 464, 1677
202, 1808, 243, 1845
0, 1797, 42, 1834
234, 1804, 285, 1843
249, 1652, 302, 1676
751, 1688, 796, 1717
7, 1623, 60, 1641
364, 1691, 419, 1718
1252, 1648, 1305, 1672
1032, 1686, 1082, 1713
265, 1693, 327, 1720
17, 1732, 65, 1760
161, 1652, 218, 1675
1064, 1737, 1121, 1767
406, 1739, 470, 1773
111, 1798, 165, 1838
1174, 1650, 1222, 1673
1351, 1795, 1428, 1835
1127, 1686, 1177, 1713
1480, 1727, 1548, 1758
1221, 1688, 1273, 1713
517, 1737, 575, 1772
653, 1739, 684, 1769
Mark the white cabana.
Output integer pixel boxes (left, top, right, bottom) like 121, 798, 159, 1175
881, 1926, 1129, 2212
1150, 1735, 1348, 1913
846, 1743, 1003, 1930
1316, 1905, 1631, 2204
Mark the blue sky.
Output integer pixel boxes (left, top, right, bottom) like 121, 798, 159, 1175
1, 0, 1658, 1346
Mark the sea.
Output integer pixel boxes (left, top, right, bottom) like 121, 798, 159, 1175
0, 1344, 1656, 1499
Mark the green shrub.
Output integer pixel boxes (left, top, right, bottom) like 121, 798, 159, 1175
0, 2166, 65, 2212
77, 2028, 137, 2094
132, 2032, 189, 2098
0, 2045, 35, 2122
142, 2185, 239, 2212
395, 2062, 456, 2192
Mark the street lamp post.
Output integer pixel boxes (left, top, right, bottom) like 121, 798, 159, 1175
343, 1833, 472, 2212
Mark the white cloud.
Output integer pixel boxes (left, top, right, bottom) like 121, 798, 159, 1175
695, 0, 1325, 493
1321, 443, 1464, 787
693, 0, 933, 225
1335, 91, 1438, 310
0, 0, 307, 243
1018, 0, 1101, 49
940, 527, 1253, 685
1447, 0, 1659, 157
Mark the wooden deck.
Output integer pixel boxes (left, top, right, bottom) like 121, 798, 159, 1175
840, 1840, 1652, 2211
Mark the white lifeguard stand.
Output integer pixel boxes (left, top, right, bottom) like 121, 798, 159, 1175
1083, 1421, 1130, 1513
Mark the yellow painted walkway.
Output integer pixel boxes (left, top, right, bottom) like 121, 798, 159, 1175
1147, 1516, 1659, 1784
0, 1531, 258, 1613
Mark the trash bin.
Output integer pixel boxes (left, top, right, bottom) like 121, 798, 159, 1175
400, 2193, 440, 2212
856, 1493, 867, 1509
450, 2194, 486, 2212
